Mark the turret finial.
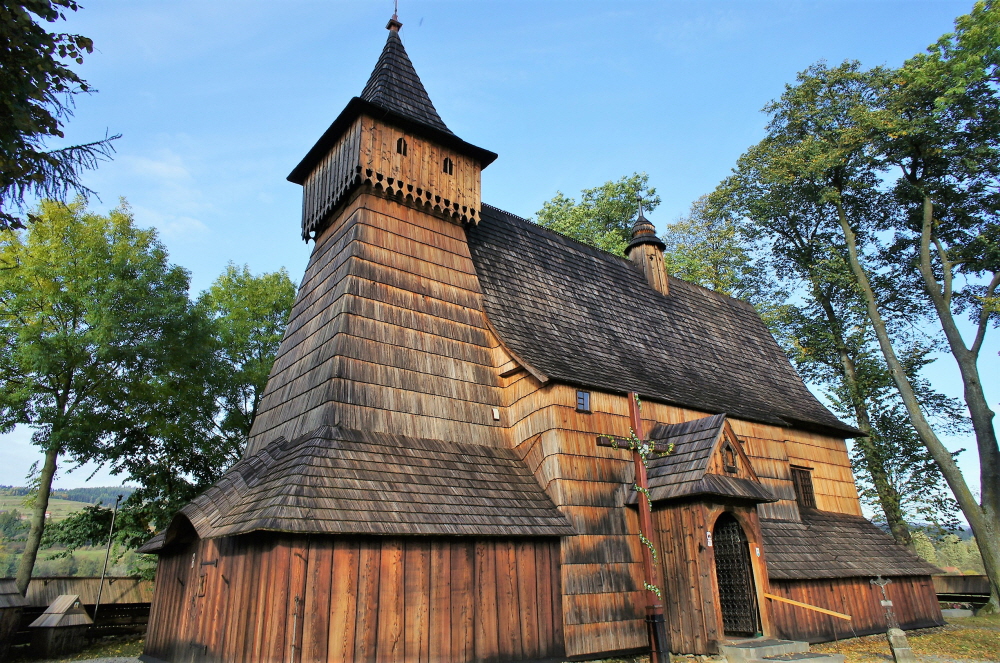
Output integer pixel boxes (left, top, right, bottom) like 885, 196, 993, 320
629, 194, 662, 250
625, 193, 669, 294
387, 0, 402, 31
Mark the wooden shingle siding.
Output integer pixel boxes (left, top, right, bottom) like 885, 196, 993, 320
144, 534, 564, 663
768, 576, 943, 643
491, 375, 936, 658
248, 194, 503, 454
652, 504, 773, 655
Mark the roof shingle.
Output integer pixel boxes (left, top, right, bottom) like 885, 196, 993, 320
466, 206, 858, 438
360, 28, 451, 134
140, 426, 574, 552
761, 510, 941, 579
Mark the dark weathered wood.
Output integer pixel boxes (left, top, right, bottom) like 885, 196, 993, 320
355, 540, 380, 663
474, 540, 499, 661
403, 540, 430, 663
142, 27, 946, 663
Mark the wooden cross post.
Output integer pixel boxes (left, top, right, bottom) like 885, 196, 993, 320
597, 392, 671, 663
871, 576, 917, 663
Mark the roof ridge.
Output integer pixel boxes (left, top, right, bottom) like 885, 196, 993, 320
481, 202, 634, 265
480, 203, 765, 313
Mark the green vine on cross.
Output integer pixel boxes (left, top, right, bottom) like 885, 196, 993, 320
601, 393, 675, 601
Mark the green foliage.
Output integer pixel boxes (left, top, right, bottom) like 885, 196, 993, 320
29, 263, 296, 554
933, 533, 987, 574
0, 198, 208, 581
534, 173, 660, 255
0, 1, 119, 230
913, 530, 939, 565
198, 263, 296, 448
0, 484, 137, 504
713, 58, 967, 541
0, 199, 196, 445
0, 509, 28, 538
41, 502, 115, 549
663, 195, 751, 295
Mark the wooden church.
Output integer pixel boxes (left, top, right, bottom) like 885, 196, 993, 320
138, 15, 943, 663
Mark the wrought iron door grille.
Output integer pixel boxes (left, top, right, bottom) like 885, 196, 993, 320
713, 516, 760, 636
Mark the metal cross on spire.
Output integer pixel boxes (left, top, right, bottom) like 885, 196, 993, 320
387, 1, 402, 31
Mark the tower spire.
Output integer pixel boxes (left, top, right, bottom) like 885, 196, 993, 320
364, 10, 451, 134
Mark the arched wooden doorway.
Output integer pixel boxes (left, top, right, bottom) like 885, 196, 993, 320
713, 514, 761, 637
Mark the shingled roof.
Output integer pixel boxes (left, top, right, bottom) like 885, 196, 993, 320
466, 205, 859, 438
627, 415, 776, 504
761, 510, 942, 580
286, 25, 495, 185
360, 24, 451, 134
139, 426, 573, 552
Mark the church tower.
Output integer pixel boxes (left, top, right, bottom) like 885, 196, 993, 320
247, 16, 503, 455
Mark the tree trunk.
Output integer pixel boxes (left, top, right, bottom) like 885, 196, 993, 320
15, 445, 59, 595
835, 200, 1000, 615
814, 286, 911, 545
914, 193, 1000, 613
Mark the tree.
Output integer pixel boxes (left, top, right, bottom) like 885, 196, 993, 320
198, 264, 296, 449
0, 1, 119, 230
534, 173, 660, 255
715, 137, 960, 547
41, 263, 297, 561
727, 38, 1000, 611
869, 2, 1000, 572
0, 199, 197, 594
662, 195, 755, 296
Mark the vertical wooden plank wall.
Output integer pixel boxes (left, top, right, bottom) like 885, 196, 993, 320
143, 535, 563, 663
767, 576, 944, 643
301, 117, 481, 239
652, 504, 720, 655
651, 505, 773, 655
499, 373, 648, 657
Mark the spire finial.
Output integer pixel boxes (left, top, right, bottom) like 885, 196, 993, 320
636, 192, 646, 221
387, 0, 402, 31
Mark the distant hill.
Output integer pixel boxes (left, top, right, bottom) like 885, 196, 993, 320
0, 485, 135, 505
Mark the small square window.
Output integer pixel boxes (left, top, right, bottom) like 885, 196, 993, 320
576, 390, 591, 413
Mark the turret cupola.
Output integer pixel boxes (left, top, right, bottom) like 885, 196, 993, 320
288, 15, 497, 241
625, 199, 669, 295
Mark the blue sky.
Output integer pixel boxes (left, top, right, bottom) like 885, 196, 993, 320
2, 0, 993, 507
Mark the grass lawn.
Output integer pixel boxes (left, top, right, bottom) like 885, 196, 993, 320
0, 496, 91, 522
4, 616, 997, 662
7, 635, 144, 662
813, 613, 1000, 662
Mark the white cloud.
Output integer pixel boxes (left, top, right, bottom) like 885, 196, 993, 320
134, 204, 210, 240
123, 151, 194, 183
